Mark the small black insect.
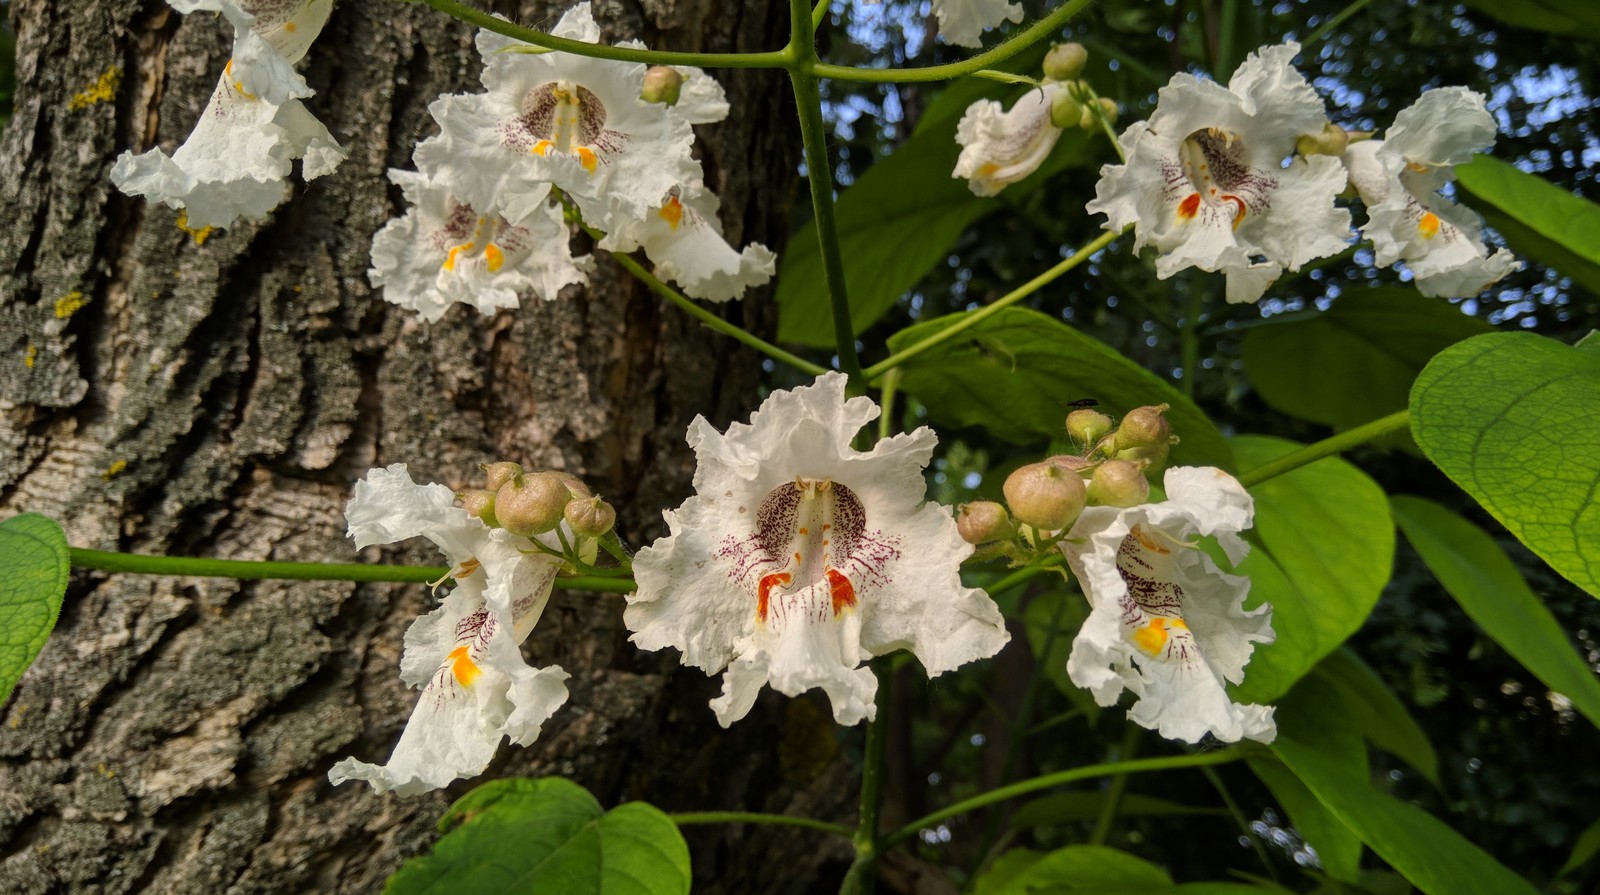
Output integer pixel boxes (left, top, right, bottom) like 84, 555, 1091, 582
1067, 398, 1100, 410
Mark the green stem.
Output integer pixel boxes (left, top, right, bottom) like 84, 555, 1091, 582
864, 228, 1123, 381
877, 368, 901, 442
1200, 765, 1280, 880
812, 0, 830, 31
605, 246, 828, 377
1088, 725, 1141, 845
789, 5, 866, 386
842, 659, 892, 895
68, 548, 636, 592
412, 0, 789, 68
1237, 409, 1410, 488
670, 812, 854, 837
812, 0, 1096, 83
880, 747, 1248, 850
1301, 0, 1381, 50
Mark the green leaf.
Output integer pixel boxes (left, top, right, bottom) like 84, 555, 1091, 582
1310, 648, 1439, 786
1391, 495, 1600, 729
0, 513, 70, 705
973, 849, 1046, 895
1011, 792, 1227, 829
1023, 587, 1098, 714
887, 306, 1234, 468
1271, 695, 1542, 895
1454, 155, 1600, 296
1558, 817, 1600, 877
1458, 0, 1600, 41
1242, 289, 1492, 433
973, 844, 1173, 894
1250, 757, 1365, 885
775, 96, 1088, 348
1409, 332, 1600, 598
1229, 437, 1395, 703
385, 778, 690, 895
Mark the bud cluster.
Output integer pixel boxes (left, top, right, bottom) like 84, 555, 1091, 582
457, 461, 616, 540
1040, 43, 1118, 132
955, 404, 1180, 555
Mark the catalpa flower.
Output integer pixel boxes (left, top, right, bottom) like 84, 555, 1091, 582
954, 82, 1067, 196
369, 170, 593, 321
934, 0, 1024, 48
626, 373, 1009, 727
111, 0, 344, 229
1063, 466, 1276, 744
597, 187, 776, 302
414, 4, 700, 226
1341, 87, 1520, 297
328, 464, 570, 796
1087, 42, 1351, 304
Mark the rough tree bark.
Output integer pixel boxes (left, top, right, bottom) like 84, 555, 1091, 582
0, 1, 854, 892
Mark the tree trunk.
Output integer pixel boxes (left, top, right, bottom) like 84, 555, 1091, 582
0, 1, 848, 892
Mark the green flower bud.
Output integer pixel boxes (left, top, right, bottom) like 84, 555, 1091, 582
481, 461, 524, 493
1066, 408, 1113, 445
956, 501, 1015, 545
1049, 89, 1084, 129
641, 66, 684, 105
564, 496, 617, 538
1296, 122, 1350, 157
1094, 97, 1118, 127
1003, 462, 1088, 531
1113, 404, 1173, 452
494, 471, 572, 537
1044, 454, 1094, 475
1115, 441, 1172, 475
1042, 42, 1089, 81
457, 488, 499, 528
1086, 460, 1150, 508
556, 471, 593, 499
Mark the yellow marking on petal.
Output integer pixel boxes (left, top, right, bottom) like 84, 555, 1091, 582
658, 196, 685, 231
576, 147, 599, 173
1406, 161, 1430, 174
1132, 617, 1188, 656
1131, 524, 1171, 554
447, 645, 482, 687
24, 345, 37, 369
68, 67, 122, 111
53, 291, 88, 319
285, 22, 298, 32
977, 163, 999, 177
222, 60, 258, 101
176, 211, 213, 246
1418, 211, 1441, 240
532, 140, 553, 157
484, 243, 505, 272
443, 244, 467, 272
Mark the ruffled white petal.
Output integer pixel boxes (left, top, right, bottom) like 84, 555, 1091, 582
329, 464, 571, 795
1062, 466, 1276, 744
597, 188, 774, 301
932, 0, 1023, 48
1087, 42, 1350, 303
627, 372, 1009, 726
668, 65, 730, 125
953, 83, 1065, 196
1343, 87, 1521, 297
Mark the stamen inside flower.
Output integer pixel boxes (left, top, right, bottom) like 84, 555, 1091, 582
1174, 128, 1273, 230
522, 81, 609, 173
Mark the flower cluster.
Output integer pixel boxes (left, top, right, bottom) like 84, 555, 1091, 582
112, 0, 345, 230
370, 3, 775, 320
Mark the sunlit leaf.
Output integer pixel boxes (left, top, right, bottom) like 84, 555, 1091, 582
1457, 2, 1600, 47
0, 513, 70, 704
1559, 817, 1600, 877
1455, 155, 1600, 296
1410, 332, 1600, 598
384, 777, 690, 895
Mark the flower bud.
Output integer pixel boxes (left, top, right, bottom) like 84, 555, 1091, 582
1066, 408, 1113, 445
564, 496, 616, 538
494, 471, 572, 537
481, 461, 524, 493
1003, 462, 1087, 531
1043, 42, 1088, 81
641, 66, 684, 105
956, 501, 1014, 545
1115, 441, 1172, 474
556, 471, 593, 499
1049, 89, 1084, 129
1086, 460, 1150, 508
1113, 404, 1172, 452
1093, 97, 1118, 127
1296, 122, 1350, 157
457, 488, 499, 528
1044, 454, 1094, 475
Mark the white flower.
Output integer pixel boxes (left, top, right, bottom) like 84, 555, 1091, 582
414, 4, 700, 226
933, 0, 1024, 48
597, 187, 776, 301
1087, 42, 1351, 304
369, 170, 594, 321
1341, 87, 1521, 297
111, 0, 343, 229
328, 464, 570, 796
954, 82, 1066, 196
663, 65, 730, 125
625, 372, 1009, 727
1062, 466, 1276, 744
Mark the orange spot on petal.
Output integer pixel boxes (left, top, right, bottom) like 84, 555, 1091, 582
577, 147, 599, 173
1177, 193, 1201, 221
826, 569, 857, 617
757, 573, 792, 623
484, 243, 505, 272
1418, 211, 1441, 240
448, 645, 482, 687
658, 196, 684, 231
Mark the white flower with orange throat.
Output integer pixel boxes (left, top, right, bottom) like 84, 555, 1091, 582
1062, 466, 1276, 744
597, 186, 776, 302
1341, 87, 1520, 297
954, 82, 1068, 196
1086, 42, 1351, 304
328, 464, 570, 796
111, 0, 344, 229
625, 372, 1009, 727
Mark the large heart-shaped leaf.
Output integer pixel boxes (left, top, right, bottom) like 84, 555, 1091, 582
0, 513, 70, 704
1392, 495, 1600, 728
385, 777, 690, 895
1242, 288, 1492, 432
887, 307, 1233, 468
1409, 332, 1600, 597
1230, 437, 1394, 703
1455, 155, 1600, 296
